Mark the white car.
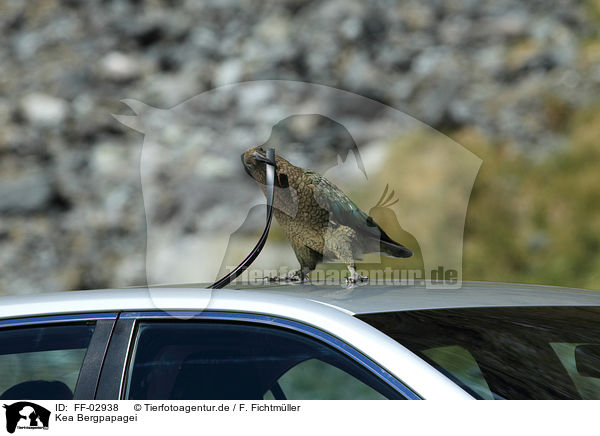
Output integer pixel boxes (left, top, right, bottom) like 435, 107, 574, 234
1, 282, 600, 400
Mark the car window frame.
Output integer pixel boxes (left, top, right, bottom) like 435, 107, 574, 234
95, 311, 420, 400
0, 313, 118, 400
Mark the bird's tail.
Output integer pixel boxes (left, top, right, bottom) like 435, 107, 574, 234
379, 238, 413, 258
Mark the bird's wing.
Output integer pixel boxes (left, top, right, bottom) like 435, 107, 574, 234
306, 171, 381, 238
305, 171, 412, 258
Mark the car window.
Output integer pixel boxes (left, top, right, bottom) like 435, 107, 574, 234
0, 323, 96, 400
422, 345, 494, 400
125, 322, 403, 400
273, 358, 386, 400
357, 307, 600, 399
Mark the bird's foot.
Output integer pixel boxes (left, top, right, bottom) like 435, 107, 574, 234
344, 267, 368, 288
286, 269, 310, 283
345, 274, 368, 284
346, 265, 369, 288
264, 270, 308, 283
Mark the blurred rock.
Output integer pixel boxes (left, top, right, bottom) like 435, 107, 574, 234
0, 170, 53, 213
19, 93, 68, 127
213, 59, 244, 87
99, 51, 141, 82
91, 142, 132, 178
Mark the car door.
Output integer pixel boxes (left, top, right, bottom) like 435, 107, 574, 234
0, 313, 117, 400
95, 311, 418, 400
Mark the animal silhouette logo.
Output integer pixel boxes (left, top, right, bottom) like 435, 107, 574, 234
115, 80, 482, 288
3, 402, 50, 433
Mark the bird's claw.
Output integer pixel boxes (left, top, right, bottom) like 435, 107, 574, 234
263, 270, 308, 283
344, 273, 369, 287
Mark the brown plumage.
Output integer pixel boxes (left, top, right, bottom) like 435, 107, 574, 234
242, 146, 412, 282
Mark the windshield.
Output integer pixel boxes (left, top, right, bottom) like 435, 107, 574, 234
357, 307, 600, 399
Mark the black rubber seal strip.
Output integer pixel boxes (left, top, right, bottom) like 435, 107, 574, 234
210, 148, 276, 289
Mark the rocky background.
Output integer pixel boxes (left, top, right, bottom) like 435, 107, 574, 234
1, 0, 600, 295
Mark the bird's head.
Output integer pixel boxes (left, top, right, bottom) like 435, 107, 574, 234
242, 145, 292, 191
241, 145, 274, 185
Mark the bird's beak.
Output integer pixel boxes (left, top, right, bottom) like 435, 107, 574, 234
252, 150, 274, 165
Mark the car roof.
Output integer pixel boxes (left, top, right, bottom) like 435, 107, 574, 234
1, 281, 599, 320
230, 280, 600, 313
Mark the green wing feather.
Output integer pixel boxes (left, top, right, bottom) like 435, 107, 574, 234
307, 171, 382, 238
306, 171, 413, 258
